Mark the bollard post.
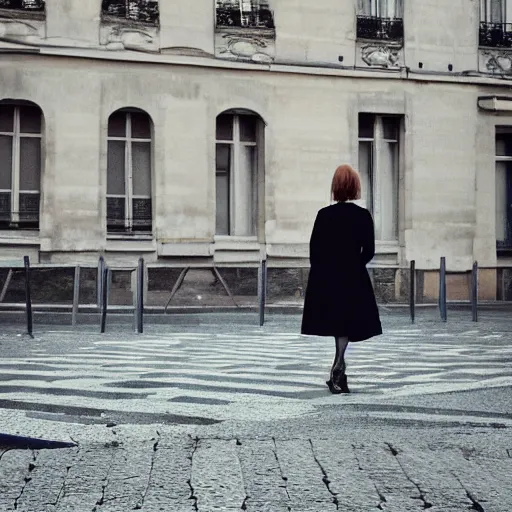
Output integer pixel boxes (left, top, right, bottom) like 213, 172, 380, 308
258, 260, 267, 327
97, 256, 105, 308
471, 261, 478, 322
100, 266, 109, 333
439, 257, 447, 322
136, 258, 144, 334
409, 260, 416, 324
23, 256, 33, 337
72, 266, 80, 327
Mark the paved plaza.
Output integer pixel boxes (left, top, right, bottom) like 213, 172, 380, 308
0, 309, 511, 510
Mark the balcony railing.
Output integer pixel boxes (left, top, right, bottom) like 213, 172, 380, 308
0, 0, 45, 11
216, 5, 275, 29
101, 0, 159, 25
356, 16, 404, 41
479, 21, 512, 48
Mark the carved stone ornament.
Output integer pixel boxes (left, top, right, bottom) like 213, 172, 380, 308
215, 30, 275, 63
482, 50, 512, 74
361, 44, 401, 68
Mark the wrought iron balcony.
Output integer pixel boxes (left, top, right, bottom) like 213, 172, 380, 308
101, 0, 159, 25
0, 0, 45, 11
479, 21, 512, 48
216, 5, 275, 29
356, 16, 404, 41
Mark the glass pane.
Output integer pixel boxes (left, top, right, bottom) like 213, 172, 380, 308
379, 141, 399, 241
382, 117, 399, 141
216, 115, 233, 141
132, 198, 152, 228
0, 105, 14, 133
359, 113, 374, 139
491, 0, 503, 22
357, 0, 372, 15
19, 193, 40, 222
496, 162, 508, 242
107, 140, 126, 195
132, 142, 151, 196
240, 115, 257, 142
107, 197, 126, 229
131, 112, 151, 139
496, 133, 512, 156
19, 106, 42, 134
358, 141, 373, 211
19, 138, 41, 192
216, 144, 231, 235
108, 111, 126, 137
236, 145, 256, 236
0, 192, 11, 221
0, 136, 13, 190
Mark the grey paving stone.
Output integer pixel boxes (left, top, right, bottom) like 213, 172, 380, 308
142, 437, 196, 511
352, 442, 420, 511
273, 439, 334, 509
310, 439, 383, 510
0, 449, 36, 511
236, 439, 290, 510
191, 439, 246, 511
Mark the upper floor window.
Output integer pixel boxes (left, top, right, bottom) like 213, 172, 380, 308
0, 0, 45, 11
357, 0, 404, 41
101, 0, 159, 25
216, 0, 274, 29
216, 111, 264, 237
358, 113, 401, 242
107, 109, 153, 235
480, 0, 512, 47
0, 102, 42, 230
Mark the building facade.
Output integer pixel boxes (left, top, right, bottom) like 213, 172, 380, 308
0, 0, 511, 301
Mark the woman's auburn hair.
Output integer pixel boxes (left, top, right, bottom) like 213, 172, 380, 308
331, 164, 362, 202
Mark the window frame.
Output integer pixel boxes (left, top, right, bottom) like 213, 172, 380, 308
0, 104, 42, 229
495, 127, 512, 250
106, 110, 153, 236
358, 114, 400, 243
215, 113, 260, 238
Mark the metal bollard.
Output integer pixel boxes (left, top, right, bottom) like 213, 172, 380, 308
72, 266, 80, 327
409, 260, 416, 324
97, 256, 105, 308
23, 256, 33, 337
471, 261, 478, 322
100, 266, 109, 333
439, 257, 447, 322
258, 260, 267, 327
136, 258, 144, 334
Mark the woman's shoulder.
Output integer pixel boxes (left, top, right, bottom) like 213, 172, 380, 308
321, 202, 371, 216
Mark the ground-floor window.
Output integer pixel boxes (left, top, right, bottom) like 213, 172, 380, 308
215, 111, 263, 237
0, 102, 42, 230
358, 113, 400, 242
496, 127, 512, 249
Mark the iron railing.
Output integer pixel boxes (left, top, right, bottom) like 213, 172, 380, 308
357, 15, 404, 41
0, 0, 44, 10
101, 0, 159, 25
479, 21, 512, 48
216, 2, 274, 29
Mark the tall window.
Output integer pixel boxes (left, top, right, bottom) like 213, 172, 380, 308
479, 0, 512, 47
107, 109, 152, 235
216, 112, 262, 237
496, 127, 512, 249
358, 114, 400, 242
0, 0, 45, 11
357, 0, 404, 40
101, 0, 159, 24
216, 0, 274, 29
0, 103, 42, 230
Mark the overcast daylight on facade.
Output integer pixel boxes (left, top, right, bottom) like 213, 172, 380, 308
0, 0, 512, 303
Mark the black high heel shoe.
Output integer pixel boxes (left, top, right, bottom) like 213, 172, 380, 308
326, 371, 350, 394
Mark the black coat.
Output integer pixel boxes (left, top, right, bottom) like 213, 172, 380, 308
301, 202, 382, 342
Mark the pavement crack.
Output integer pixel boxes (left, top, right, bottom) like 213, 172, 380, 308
187, 436, 199, 512
309, 439, 339, 509
13, 450, 37, 510
234, 439, 250, 511
351, 444, 387, 509
51, 465, 71, 507
0, 448, 12, 462
93, 442, 120, 512
134, 430, 160, 510
385, 443, 432, 509
507, 449, 511, 458
452, 473, 486, 511
271, 437, 292, 505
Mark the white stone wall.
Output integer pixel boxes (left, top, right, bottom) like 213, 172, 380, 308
0, 0, 509, 279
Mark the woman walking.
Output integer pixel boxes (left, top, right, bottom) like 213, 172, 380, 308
301, 164, 382, 394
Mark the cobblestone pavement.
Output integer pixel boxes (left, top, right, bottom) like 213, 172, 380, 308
0, 310, 511, 510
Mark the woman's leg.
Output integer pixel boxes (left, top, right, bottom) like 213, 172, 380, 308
327, 336, 350, 394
